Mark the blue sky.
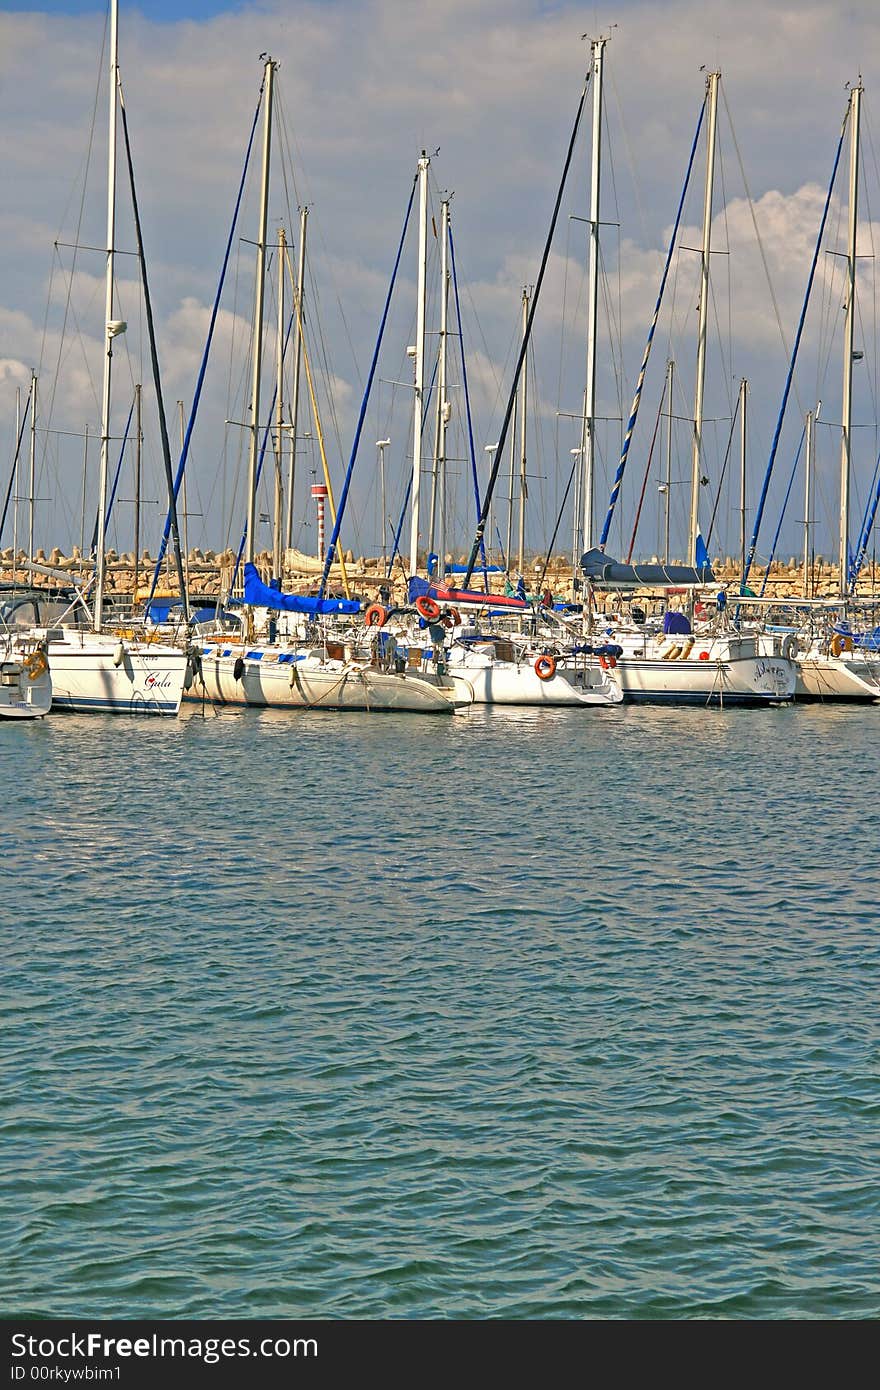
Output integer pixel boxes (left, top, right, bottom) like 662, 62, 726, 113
1, 0, 878, 567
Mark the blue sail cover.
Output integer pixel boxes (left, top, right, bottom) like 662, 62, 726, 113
243, 563, 361, 615
581, 548, 714, 588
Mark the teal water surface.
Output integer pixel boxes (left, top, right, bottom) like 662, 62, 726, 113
1, 702, 878, 1318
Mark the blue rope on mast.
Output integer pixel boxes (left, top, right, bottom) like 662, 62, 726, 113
850, 446, 880, 591
91, 394, 135, 555
317, 177, 416, 599
599, 97, 705, 551
740, 110, 848, 596
147, 79, 264, 602
448, 224, 488, 589
758, 424, 805, 596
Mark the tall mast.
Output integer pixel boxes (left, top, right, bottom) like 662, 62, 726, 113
284, 204, 307, 549
79, 423, 89, 560
246, 56, 275, 569
738, 377, 747, 580
579, 35, 606, 555
517, 286, 530, 575
434, 196, 451, 580
95, 0, 120, 630
133, 381, 141, 599
408, 151, 430, 576
839, 80, 861, 598
803, 407, 814, 599
12, 386, 20, 561
689, 69, 719, 562
663, 359, 674, 563
28, 372, 36, 563
273, 224, 285, 578
177, 401, 189, 596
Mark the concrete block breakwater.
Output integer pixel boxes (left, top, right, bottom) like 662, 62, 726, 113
1, 545, 878, 606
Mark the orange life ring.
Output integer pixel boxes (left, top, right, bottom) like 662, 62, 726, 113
415, 595, 441, 621
534, 654, 556, 681
365, 604, 388, 627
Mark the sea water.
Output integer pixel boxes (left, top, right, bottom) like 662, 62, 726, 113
1, 702, 878, 1318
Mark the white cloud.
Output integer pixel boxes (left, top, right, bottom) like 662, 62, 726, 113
1, 0, 879, 562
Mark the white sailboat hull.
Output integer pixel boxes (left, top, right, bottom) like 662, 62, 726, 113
0, 645, 52, 720
44, 632, 187, 715
189, 646, 462, 713
445, 653, 622, 706
795, 654, 880, 701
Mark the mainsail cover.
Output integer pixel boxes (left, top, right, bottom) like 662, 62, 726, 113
581, 548, 714, 588
243, 563, 361, 615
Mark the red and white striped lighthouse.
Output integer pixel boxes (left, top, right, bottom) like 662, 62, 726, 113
311, 483, 328, 561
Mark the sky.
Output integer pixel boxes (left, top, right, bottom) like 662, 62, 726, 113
1, 0, 879, 572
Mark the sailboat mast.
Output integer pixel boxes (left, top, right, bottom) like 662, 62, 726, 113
246, 56, 275, 570
28, 373, 36, 563
408, 152, 430, 577
133, 381, 141, 599
839, 80, 861, 598
739, 377, 747, 580
579, 35, 606, 555
273, 224, 285, 578
664, 359, 674, 562
689, 69, 719, 562
803, 407, 814, 599
518, 286, 529, 575
284, 204, 307, 550
95, 0, 119, 631
434, 196, 450, 581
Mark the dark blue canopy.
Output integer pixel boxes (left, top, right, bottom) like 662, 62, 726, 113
243, 563, 360, 616
581, 548, 714, 588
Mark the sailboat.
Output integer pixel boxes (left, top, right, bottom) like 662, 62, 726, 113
381, 63, 621, 709
0, 615, 51, 719
789, 81, 880, 701
189, 63, 461, 714
584, 69, 796, 705
13, 0, 188, 715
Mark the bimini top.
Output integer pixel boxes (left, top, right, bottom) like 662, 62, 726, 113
580, 547, 715, 589
243, 563, 361, 616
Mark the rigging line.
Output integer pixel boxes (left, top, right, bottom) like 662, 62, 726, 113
554, 213, 573, 533
720, 81, 807, 423
283, 243, 351, 597
449, 224, 489, 586
119, 80, 188, 615
625, 384, 666, 563
39, 8, 108, 431
317, 176, 417, 599
598, 95, 705, 550
536, 447, 579, 593
705, 390, 740, 547
90, 392, 135, 555
741, 103, 848, 596
463, 69, 592, 588
758, 423, 806, 596
852, 443, 880, 587
148, 71, 264, 602
607, 59, 649, 248
0, 384, 33, 544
